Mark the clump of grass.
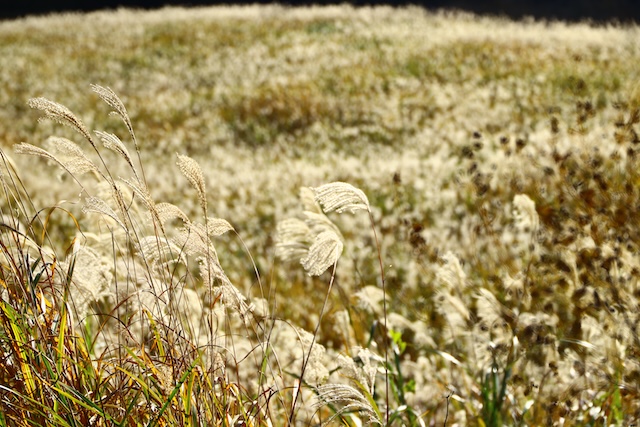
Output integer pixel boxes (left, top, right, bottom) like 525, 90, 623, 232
0, 87, 301, 425
2, 85, 419, 426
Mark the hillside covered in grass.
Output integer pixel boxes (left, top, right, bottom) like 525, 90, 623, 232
2, 5, 640, 425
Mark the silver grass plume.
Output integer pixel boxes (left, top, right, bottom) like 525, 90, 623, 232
437, 251, 468, 290
176, 153, 207, 215
340, 348, 381, 395
155, 202, 189, 226
14, 142, 59, 163
355, 285, 387, 317
120, 177, 153, 210
435, 292, 470, 338
301, 229, 343, 276
303, 210, 342, 237
197, 255, 226, 285
300, 186, 323, 213
173, 218, 232, 269
27, 97, 93, 145
275, 218, 311, 263
15, 140, 98, 186
216, 278, 251, 318
96, 131, 139, 180
314, 348, 383, 425
82, 196, 126, 230
45, 137, 100, 177
205, 217, 234, 236
475, 288, 507, 328
137, 235, 187, 269
173, 222, 220, 264
119, 177, 161, 230
275, 187, 345, 274
513, 193, 539, 233
58, 245, 113, 322
198, 257, 251, 317
314, 383, 382, 425
110, 183, 131, 231
91, 84, 136, 146
312, 181, 370, 214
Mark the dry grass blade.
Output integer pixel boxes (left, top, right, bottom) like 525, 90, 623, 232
312, 182, 370, 214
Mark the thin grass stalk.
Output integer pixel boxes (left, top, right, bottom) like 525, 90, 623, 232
228, 229, 283, 414
367, 209, 389, 423
148, 357, 200, 427
90, 84, 149, 188
0, 384, 75, 426
0, 151, 54, 259
288, 258, 339, 425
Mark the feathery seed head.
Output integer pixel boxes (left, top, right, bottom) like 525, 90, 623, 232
137, 235, 187, 269
14, 142, 57, 162
303, 210, 342, 237
16, 139, 99, 180
96, 131, 137, 174
437, 251, 467, 290
155, 202, 190, 226
174, 222, 219, 262
176, 153, 207, 214
206, 217, 234, 236
46, 136, 99, 176
355, 285, 387, 317
58, 245, 113, 321
82, 196, 126, 230
300, 186, 323, 213
301, 229, 343, 276
275, 217, 311, 263
91, 84, 135, 141
513, 193, 539, 233
314, 383, 383, 425
120, 177, 153, 210
28, 97, 93, 143
312, 181, 370, 214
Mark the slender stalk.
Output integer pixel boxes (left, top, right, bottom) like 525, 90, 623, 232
368, 209, 389, 424
288, 259, 338, 425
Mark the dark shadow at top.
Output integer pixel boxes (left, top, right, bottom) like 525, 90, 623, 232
1, 0, 639, 23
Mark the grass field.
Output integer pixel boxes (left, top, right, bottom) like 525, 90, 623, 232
2, 5, 640, 425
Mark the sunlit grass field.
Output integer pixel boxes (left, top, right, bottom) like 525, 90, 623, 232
2, 5, 640, 425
